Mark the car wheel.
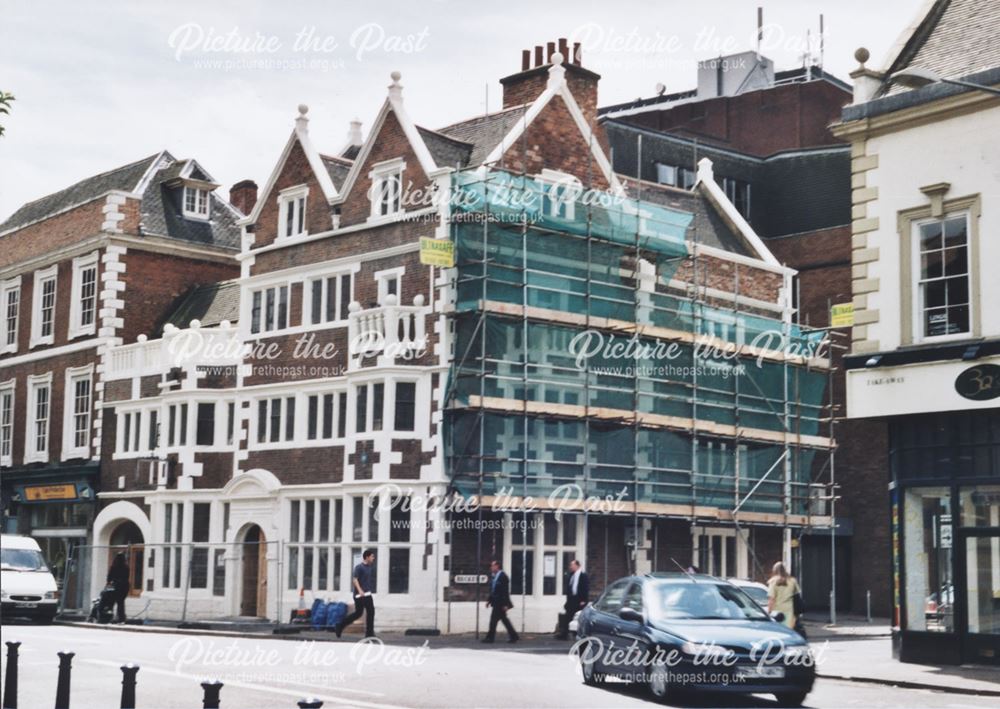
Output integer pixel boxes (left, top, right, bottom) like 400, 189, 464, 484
774, 691, 808, 707
580, 655, 604, 686
648, 660, 676, 702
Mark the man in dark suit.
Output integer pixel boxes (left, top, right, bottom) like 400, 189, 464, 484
482, 559, 518, 643
557, 559, 589, 639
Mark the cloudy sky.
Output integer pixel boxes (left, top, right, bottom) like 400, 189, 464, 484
0, 0, 925, 220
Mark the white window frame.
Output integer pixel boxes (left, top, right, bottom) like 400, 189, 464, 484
691, 525, 749, 579
503, 512, 584, 599
253, 395, 296, 446
25, 372, 52, 463
182, 185, 210, 219
307, 268, 356, 325
537, 169, 582, 221
278, 185, 309, 239
0, 379, 14, 467
368, 159, 405, 221
249, 284, 290, 334
30, 265, 57, 348
912, 211, 973, 343
68, 251, 99, 339
62, 364, 94, 460
1, 276, 21, 354
375, 266, 405, 305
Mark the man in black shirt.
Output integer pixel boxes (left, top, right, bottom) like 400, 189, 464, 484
335, 548, 376, 638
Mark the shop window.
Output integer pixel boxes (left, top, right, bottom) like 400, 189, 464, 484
904, 487, 953, 632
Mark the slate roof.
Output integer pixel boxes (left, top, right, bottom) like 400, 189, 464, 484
162, 279, 241, 332
1, 152, 241, 250
619, 177, 749, 255
0, 154, 157, 232
437, 105, 530, 167
416, 127, 473, 169
320, 155, 352, 191
881, 0, 1000, 95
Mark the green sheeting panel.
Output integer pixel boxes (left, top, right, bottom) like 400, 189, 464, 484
445, 409, 818, 513
450, 313, 827, 437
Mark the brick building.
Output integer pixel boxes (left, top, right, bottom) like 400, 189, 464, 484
0, 152, 240, 594
91, 43, 834, 632
599, 52, 888, 617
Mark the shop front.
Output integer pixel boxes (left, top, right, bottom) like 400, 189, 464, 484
1, 464, 99, 589
890, 411, 1000, 665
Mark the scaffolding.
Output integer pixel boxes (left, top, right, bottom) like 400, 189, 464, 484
442, 164, 835, 586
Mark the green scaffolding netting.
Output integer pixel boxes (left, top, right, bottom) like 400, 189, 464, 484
444, 169, 830, 517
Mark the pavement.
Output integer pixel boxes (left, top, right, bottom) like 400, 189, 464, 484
3, 623, 999, 709
46, 615, 1000, 698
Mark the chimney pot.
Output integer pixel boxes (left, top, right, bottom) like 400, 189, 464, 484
546, 41, 555, 63
534, 45, 543, 67
573, 42, 582, 65
521, 49, 530, 71
229, 180, 258, 216
558, 38, 568, 60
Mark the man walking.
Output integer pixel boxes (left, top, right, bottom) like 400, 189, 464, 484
557, 559, 589, 639
335, 548, 376, 638
482, 559, 518, 643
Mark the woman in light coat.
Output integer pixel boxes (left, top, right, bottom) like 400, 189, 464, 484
766, 561, 800, 629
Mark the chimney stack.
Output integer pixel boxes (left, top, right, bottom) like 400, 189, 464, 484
500, 37, 600, 123
346, 118, 363, 147
229, 180, 258, 216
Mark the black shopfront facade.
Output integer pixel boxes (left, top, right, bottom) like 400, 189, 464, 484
889, 409, 1000, 665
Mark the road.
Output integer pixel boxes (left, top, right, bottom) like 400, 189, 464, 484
0, 624, 994, 709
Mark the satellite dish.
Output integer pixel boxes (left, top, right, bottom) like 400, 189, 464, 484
655, 82, 666, 96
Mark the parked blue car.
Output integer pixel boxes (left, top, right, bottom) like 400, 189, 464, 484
576, 573, 815, 706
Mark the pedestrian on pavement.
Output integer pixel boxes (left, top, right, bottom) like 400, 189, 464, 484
556, 559, 589, 639
107, 552, 130, 623
335, 548, 377, 638
767, 561, 802, 631
482, 559, 518, 643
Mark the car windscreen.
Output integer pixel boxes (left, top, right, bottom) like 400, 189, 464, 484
1, 547, 48, 571
650, 581, 770, 621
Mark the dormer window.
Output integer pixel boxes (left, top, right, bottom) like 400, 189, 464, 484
369, 159, 404, 220
183, 186, 210, 218
278, 185, 308, 239
538, 169, 581, 220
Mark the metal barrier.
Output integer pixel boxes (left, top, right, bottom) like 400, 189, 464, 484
59, 540, 441, 632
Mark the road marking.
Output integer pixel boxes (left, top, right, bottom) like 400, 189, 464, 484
82, 659, 407, 709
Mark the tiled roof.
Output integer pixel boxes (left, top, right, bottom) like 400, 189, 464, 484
1, 152, 241, 250
320, 155, 352, 191
882, 0, 1000, 95
416, 127, 473, 169
437, 105, 530, 167
162, 279, 241, 332
620, 178, 749, 255
0, 154, 158, 232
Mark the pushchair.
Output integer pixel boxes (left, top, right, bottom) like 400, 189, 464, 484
87, 584, 117, 624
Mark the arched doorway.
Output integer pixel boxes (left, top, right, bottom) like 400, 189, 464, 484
240, 525, 267, 617
108, 520, 145, 597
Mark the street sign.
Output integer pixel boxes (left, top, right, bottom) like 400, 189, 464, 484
453, 574, 488, 584
830, 303, 854, 327
419, 237, 455, 267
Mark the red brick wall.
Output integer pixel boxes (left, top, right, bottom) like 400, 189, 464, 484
0, 201, 108, 268
251, 139, 335, 249
621, 80, 850, 156
118, 249, 237, 342
499, 94, 610, 190
3, 348, 99, 467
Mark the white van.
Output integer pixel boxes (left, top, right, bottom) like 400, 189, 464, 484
1, 534, 59, 623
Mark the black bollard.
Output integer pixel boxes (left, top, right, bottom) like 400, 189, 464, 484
54, 651, 74, 709
2, 641, 20, 709
200, 680, 223, 709
119, 664, 139, 709
297, 700, 323, 709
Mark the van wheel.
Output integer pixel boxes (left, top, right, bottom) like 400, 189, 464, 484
774, 691, 808, 707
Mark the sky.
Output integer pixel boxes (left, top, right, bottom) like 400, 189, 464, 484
0, 0, 926, 221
